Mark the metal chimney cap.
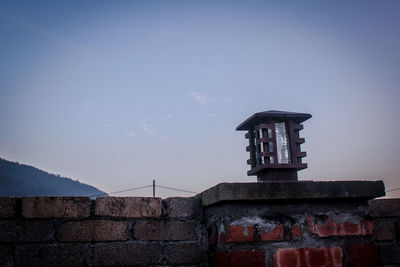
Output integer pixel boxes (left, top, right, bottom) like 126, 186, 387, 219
236, 110, 312, 131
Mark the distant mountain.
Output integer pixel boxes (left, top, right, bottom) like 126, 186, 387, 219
0, 158, 107, 197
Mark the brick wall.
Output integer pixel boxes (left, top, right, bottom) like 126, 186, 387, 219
0, 189, 399, 267
369, 199, 400, 266
205, 201, 379, 267
0, 196, 207, 267
204, 198, 400, 267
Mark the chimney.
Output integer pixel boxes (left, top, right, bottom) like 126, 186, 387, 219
236, 110, 311, 182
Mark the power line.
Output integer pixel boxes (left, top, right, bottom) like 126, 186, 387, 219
90, 182, 197, 197
387, 187, 400, 193
156, 184, 197, 194
91, 184, 153, 197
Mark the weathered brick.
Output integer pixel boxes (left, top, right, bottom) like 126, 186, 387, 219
291, 225, 302, 239
260, 225, 284, 241
22, 220, 55, 242
0, 197, 17, 218
231, 250, 265, 267
93, 242, 164, 266
378, 244, 400, 264
167, 242, 207, 265
0, 244, 13, 267
0, 220, 20, 242
164, 197, 202, 218
308, 216, 373, 237
348, 243, 378, 267
134, 219, 197, 241
209, 233, 217, 244
0, 220, 55, 243
369, 199, 400, 217
15, 243, 90, 267
227, 225, 254, 242
211, 251, 229, 267
373, 220, 396, 241
220, 229, 228, 243
58, 220, 129, 242
95, 196, 161, 217
275, 248, 298, 267
22, 197, 90, 218
211, 250, 265, 267
274, 247, 343, 267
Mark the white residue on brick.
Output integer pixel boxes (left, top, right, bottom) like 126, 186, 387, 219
218, 222, 225, 242
230, 216, 277, 231
243, 226, 249, 236
327, 212, 360, 224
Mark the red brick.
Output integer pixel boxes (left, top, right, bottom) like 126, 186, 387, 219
274, 246, 342, 267
15, 243, 90, 266
291, 225, 302, 239
134, 219, 197, 241
348, 243, 377, 267
228, 225, 254, 242
209, 233, 217, 244
95, 197, 161, 218
167, 242, 207, 265
22, 197, 90, 218
305, 247, 340, 266
274, 248, 299, 267
308, 216, 373, 237
373, 220, 396, 241
211, 251, 229, 267
308, 218, 335, 236
93, 242, 164, 266
231, 250, 265, 267
0, 197, 17, 218
220, 230, 228, 243
260, 225, 284, 241
58, 220, 129, 242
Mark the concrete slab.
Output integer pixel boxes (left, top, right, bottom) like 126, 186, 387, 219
199, 181, 385, 207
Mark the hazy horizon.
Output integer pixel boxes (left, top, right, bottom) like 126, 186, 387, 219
1, 1, 399, 198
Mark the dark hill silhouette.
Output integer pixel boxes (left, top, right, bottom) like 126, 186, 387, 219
0, 158, 106, 197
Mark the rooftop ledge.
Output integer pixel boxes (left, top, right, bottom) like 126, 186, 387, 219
198, 180, 385, 207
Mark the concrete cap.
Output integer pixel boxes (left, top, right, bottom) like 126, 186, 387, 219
199, 181, 385, 207
236, 110, 312, 131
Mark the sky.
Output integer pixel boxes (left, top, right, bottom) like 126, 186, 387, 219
1, 1, 399, 198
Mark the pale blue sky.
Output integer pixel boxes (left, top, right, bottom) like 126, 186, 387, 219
1, 1, 399, 198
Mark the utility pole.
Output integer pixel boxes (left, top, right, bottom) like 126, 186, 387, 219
153, 179, 155, 197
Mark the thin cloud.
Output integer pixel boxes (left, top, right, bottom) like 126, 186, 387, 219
208, 113, 225, 119
140, 123, 167, 139
125, 131, 137, 137
190, 92, 207, 104
163, 114, 172, 120
141, 123, 157, 136
84, 101, 93, 112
